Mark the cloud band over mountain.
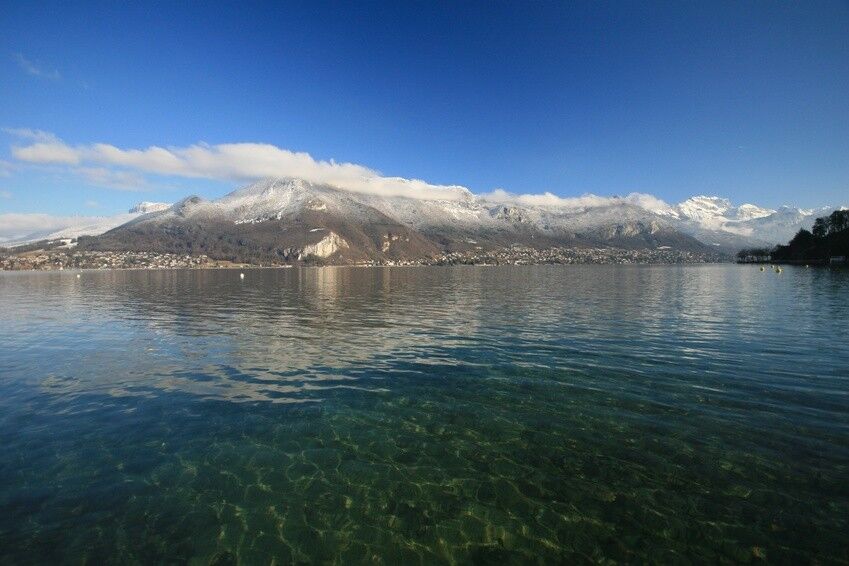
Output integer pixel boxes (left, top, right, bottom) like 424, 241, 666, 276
7, 130, 671, 210
9, 131, 472, 201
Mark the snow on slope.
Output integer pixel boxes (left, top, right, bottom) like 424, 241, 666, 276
143, 178, 663, 236
666, 195, 835, 243
129, 201, 171, 214
43, 212, 144, 241
735, 203, 775, 221
672, 195, 776, 223
130, 179, 697, 255
1, 201, 171, 246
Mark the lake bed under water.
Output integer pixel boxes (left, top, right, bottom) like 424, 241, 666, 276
0, 265, 847, 563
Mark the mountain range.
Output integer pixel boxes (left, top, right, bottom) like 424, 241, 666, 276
43, 177, 839, 264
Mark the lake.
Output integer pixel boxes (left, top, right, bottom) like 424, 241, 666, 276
0, 265, 847, 563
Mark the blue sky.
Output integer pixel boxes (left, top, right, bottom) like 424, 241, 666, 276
1, 0, 848, 221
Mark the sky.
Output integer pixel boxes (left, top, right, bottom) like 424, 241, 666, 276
1, 0, 848, 228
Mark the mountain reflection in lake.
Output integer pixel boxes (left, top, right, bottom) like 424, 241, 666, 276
1, 265, 847, 563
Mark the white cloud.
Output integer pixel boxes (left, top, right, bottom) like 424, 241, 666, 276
10, 133, 471, 200
4, 130, 678, 211
480, 188, 674, 212
84, 200, 100, 208
0, 190, 11, 199
13, 53, 60, 80
12, 140, 80, 164
2, 128, 60, 142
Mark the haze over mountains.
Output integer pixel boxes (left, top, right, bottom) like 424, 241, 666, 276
0, 201, 171, 245
15, 177, 829, 264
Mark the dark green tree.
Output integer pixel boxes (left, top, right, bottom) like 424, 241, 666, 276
828, 210, 849, 234
789, 228, 815, 249
812, 217, 829, 239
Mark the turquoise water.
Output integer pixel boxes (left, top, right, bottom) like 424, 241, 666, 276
0, 265, 847, 563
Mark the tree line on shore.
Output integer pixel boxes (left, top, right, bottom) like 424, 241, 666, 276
737, 209, 849, 263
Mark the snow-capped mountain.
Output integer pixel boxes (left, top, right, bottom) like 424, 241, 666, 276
47, 178, 841, 262
665, 195, 834, 245
6, 177, 835, 260
735, 205, 836, 244
83, 178, 715, 263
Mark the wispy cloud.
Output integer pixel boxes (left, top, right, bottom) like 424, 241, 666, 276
74, 167, 149, 192
0, 190, 11, 199
13, 53, 60, 80
480, 188, 674, 212
2, 128, 60, 142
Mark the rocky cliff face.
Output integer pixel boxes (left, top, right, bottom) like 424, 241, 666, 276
301, 232, 348, 259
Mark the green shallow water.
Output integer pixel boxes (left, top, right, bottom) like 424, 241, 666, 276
0, 265, 847, 563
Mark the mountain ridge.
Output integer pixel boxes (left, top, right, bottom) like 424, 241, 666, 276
5, 179, 841, 264
75, 178, 724, 263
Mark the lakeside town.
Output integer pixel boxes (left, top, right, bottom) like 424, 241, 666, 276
0, 250, 217, 271
0, 244, 726, 271
431, 245, 724, 266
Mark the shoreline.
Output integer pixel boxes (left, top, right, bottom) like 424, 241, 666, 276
736, 259, 837, 266
1, 261, 741, 273
1, 247, 729, 272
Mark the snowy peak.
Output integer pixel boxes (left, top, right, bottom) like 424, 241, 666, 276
664, 195, 835, 243
676, 196, 733, 221
734, 203, 775, 221
129, 201, 171, 214
228, 176, 475, 204
216, 178, 337, 222
674, 196, 774, 222
229, 177, 309, 198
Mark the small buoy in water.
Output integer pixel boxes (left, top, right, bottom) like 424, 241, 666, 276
240, 272, 245, 279
805, 265, 810, 269
776, 267, 783, 273
759, 266, 764, 272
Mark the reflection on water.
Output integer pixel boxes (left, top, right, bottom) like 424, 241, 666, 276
1, 265, 847, 563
